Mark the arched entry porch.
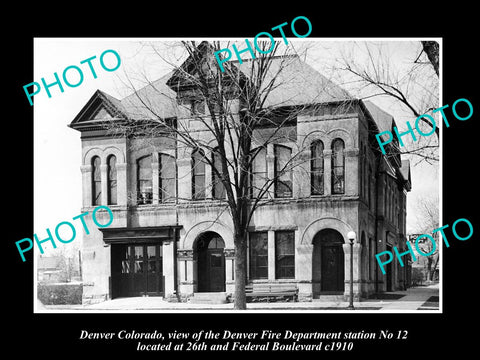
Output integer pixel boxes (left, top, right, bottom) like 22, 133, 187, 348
195, 232, 226, 293
312, 229, 345, 297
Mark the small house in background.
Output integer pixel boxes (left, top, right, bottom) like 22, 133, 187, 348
38, 256, 64, 283
37, 254, 82, 283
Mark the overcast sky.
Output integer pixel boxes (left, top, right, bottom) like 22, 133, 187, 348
33, 38, 440, 257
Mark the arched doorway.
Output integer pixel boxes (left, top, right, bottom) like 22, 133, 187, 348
312, 229, 345, 297
196, 232, 226, 292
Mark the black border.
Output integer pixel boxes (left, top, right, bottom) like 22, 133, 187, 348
8, 7, 479, 357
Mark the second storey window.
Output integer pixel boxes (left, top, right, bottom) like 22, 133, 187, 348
137, 155, 152, 204
192, 149, 206, 200
92, 156, 101, 205
212, 148, 226, 199
107, 155, 117, 205
274, 144, 292, 198
250, 147, 267, 198
160, 153, 176, 202
311, 140, 324, 195
331, 138, 345, 194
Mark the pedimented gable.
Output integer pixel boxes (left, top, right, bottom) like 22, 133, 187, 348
69, 90, 127, 131
166, 41, 239, 94
92, 107, 114, 120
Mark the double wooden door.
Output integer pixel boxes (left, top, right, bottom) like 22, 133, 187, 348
111, 244, 163, 298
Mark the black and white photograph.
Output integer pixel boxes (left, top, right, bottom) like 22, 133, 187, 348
8, 8, 479, 357
32, 38, 441, 313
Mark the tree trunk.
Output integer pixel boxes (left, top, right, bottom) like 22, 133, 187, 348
233, 231, 247, 310
431, 254, 439, 282
426, 258, 432, 282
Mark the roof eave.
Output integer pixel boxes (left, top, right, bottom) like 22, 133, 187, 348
69, 90, 127, 131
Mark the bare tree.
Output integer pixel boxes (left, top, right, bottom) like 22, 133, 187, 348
105, 40, 346, 309
421, 41, 439, 77
412, 194, 440, 282
334, 41, 440, 165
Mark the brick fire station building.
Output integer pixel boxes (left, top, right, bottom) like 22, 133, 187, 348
69, 42, 411, 305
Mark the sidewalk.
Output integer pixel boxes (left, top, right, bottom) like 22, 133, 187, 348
40, 284, 439, 312
377, 283, 439, 311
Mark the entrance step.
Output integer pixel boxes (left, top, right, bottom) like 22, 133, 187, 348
190, 292, 229, 304
312, 295, 346, 302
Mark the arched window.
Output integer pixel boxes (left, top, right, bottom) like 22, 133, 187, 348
212, 148, 226, 199
91, 156, 101, 205
107, 155, 117, 205
311, 140, 324, 195
274, 144, 292, 198
192, 149, 206, 200
137, 155, 152, 204
250, 147, 267, 198
160, 153, 176, 202
331, 138, 345, 194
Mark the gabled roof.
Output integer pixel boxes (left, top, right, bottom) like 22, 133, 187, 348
363, 100, 396, 135
121, 72, 178, 120
69, 76, 178, 129
234, 55, 353, 108
362, 100, 403, 168
69, 43, 358, 129
69, 90, 128, 130
166, 41, 216, 89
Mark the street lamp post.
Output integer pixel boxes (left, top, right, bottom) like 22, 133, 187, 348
347, 231, 356, 310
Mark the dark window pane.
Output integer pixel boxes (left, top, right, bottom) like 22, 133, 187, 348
274, 145, 292, 198
147, 246, 157, 273
137, 155, 153, 204
193, 176, 205, 199
121, 246, 132, 274
210, 253, 222, 267
250, 147, 267, 198
331, 139, 345, 194
207, 236, 225, 249
249, 232, 268, 280
93, 157, 101, 181
108, 155, 117, 205
134, 246, 144, 273
257, 255, 268, 267
92, 156, 101, 205
256, 266, 268, 279
162, 179, 176, 200
311, 141, 324, 195
160, 154, 176, 202
212, 149, 226, 199
192, 149, 206, 200
138, 156, 152, 180
275, 231, 295, 279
